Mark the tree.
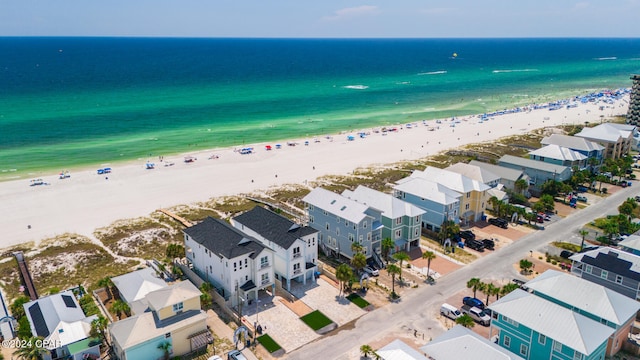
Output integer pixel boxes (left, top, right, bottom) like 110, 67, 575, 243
386, 264, 401, 297
381, 237, 395, 261
466, 278, 482, 298
514, 179, 529, 195
539, 194, 555, 212
519, 259, 533, 275
111, 300, 130, 319
351, 253, 367, 274
489, 196, 502, 216
602, 220, 619, 244
166, 243, 186, 259
90, 315, 109, 346
500, 283, 520, 298
531, 201, 546, 215
523, 212, 537, 226
439, 220, 459, 245
421, 251, 436, 279
619, 198, 637, 220
392, 252, 410, 280
335, 264, 353, 297
97, 276, 115, 300
579, 229, 589, 252
484, 283, 498, 305
360, 344, 374, 359
455, 314, 475, 328
14, 336, 47, 360
158, 341, 172, 360
351, 242, 364, 255
10, 296, 30, 320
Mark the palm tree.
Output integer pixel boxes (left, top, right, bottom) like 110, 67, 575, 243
14, 336, 47, 360
488, 196, 502, 216
421, 251, 436, 279
392, 252, 410, 280
578, 229, 589, 251
466, 278, 482, 298
455, 314, 475, 328
484, 283, 497, 305
111, 299, 130, 319
10, 296, 30, 320
335, 264, 353, 297
386, 264, 401, 297
500, 283, 520, 298
97, 276, 115, 299
519, 259, 533, 275
381, 237, 395, 261
360, 344, 374, 359
157, 341, 172, 360
90, 315, 109, 346
351, 253, 367, 274
351, 242, 364, 255
514, 178, 529, 195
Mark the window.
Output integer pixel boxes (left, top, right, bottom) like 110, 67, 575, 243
601, 270, 608, 279
323, 210, 328, 216
308, 204, 314, 211
573, 351, 583, 360
363, 221, 367, 229
520, 344, 528, 356
414, 228, 420, 237
336, 215, 340, 223
172, 302, 184, 313
234, 262, 237, 272
261, 256, 269, 268
359, 235, 364, 243
466, 192, 471, 198
585, 264, 593, 274
502, 315, 518, 327
345, 220, 350, 227
336, 227, 340, 236
395, 217, 402, 225
348, 233, 355, 242
326, 223, 330, 231
553, 340, 562, 352
293, 263, 301, 275
395, 229, 402, 239
538, 333, 546, 345
309, 215, 314, 223
293, 247, 301, 258
367, 233, 371, 242
503, 335, 511, 347
465, 203, 470, 210
616, 275, 623, 284
261, 272, 269, 285
165, 333, 171, 338
415, 215, 420, 223
492, 312, 498, 319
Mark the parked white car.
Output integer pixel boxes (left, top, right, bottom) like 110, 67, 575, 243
363, 266, 379, 276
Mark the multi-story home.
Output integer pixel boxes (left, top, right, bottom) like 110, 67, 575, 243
489, 289, 614, 360
402, 166, 490, 225
232, 206, 318, 292
303, 187, 383, 262
540, 133, 604, 170
111, 267, 168, 315
393, 176, 461, 232
342, 185, 425, 254
445, 162, 501, 188
575, 123, 636, 160
528, 144, 588, 169
469, 160, 530, 193
23, 291, 101, 360
570, 247, 640, 300
421, 325, 524, 360
524, 270, 640, 356
498, 155, 571, 186
184, 217, 275, 306
109, 280, 210, 360
618, 234, 640, 256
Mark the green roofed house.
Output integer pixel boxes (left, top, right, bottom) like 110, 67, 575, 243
524, 270, 640, 356
488, 289, 614, 360
342, 185, 425, 255
421, 325, 523, 360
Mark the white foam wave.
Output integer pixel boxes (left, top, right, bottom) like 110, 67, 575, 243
343, 85, 369, 90
492, 69, 539, 73
417, 71, 447, 75
595, 57, 617, 60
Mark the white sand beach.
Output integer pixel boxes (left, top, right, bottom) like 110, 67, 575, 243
0, 98, 629, 249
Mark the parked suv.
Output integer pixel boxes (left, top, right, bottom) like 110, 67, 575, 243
488, 217, 508, 229
481, 239, 495, 250
465, 238, 485, 252
459, 230, 476, 241
228, 350, 248, 360
462, 296, 485, 310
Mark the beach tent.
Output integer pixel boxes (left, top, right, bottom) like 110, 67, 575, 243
347, 135, 355, 141
145, 162, 155, 169
265, 145, 272, 151
275, 144, 282, 149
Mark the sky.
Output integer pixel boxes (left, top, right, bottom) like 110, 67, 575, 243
2, 0, 640, 38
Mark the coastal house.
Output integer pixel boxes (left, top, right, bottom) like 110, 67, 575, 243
420, 325, 524, 360
540, 133, 604, 170
468, 160, 530, 193
23, 291, 100, 360
498, 155, 571, 187
401, 166, 490, 225
303, 187, 383, 263
375, 339, 428, 360
618, 234, 640, 256
445, 162, 501, 188
528, 144, 588, 169
488, 289, 614, 360
569, 247, 640, 300
0, 290, 15, 341
184, 217, 275, 307
111, 267, 168, 315
524, 270, 640, 356
342, 185, 425, 254
231, 206, 319, 292
393, 177, 461, 232
109, 281, 210, 360
575, 123, 636, 160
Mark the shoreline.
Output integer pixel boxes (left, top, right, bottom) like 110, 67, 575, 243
0, 94, 629, 250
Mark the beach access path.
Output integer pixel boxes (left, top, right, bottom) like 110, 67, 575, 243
0, 99, 628, 249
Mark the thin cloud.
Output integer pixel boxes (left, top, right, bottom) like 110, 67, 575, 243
322, 5, 380, 21
420, 7, 457, 15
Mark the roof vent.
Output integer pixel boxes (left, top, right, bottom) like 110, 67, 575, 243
330, 200, 336, 205
340, 206, 347, 211
58, 329, 64, 333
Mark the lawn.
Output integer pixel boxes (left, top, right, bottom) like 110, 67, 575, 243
346, 293, 370, 309
257, 334, 282, 353
300, 310, 333, 331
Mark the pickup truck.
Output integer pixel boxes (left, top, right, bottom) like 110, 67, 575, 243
461, 305, 491, 326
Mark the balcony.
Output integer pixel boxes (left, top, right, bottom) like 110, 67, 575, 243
293, 269, 302, 275
260, 262, 270, 269
261, 278, 270, 285
293, 252, 302, 259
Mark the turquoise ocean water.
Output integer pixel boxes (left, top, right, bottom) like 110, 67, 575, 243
1, 37, 639, 180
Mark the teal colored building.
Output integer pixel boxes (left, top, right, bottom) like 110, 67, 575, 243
343, 186, 425, 254
488, 289, 613, 360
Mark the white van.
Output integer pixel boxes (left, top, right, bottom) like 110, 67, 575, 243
440, 303, 462, 320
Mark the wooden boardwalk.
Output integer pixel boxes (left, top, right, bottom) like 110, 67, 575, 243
14, 251, 38, 300
158, 209, 194, 227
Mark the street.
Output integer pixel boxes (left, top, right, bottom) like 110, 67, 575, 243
285, 184, 640, 360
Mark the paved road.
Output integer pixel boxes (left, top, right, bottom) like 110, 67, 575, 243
285, 185, 640, 360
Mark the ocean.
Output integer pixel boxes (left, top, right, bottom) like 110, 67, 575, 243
1, 37, 639, 180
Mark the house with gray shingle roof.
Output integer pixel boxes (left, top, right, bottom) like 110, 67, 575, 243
343, 185, 425, 254
524, 270, 640, 356
184, 217, 275, 306
488, 289, 614, 360
232, 206, 318, 292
